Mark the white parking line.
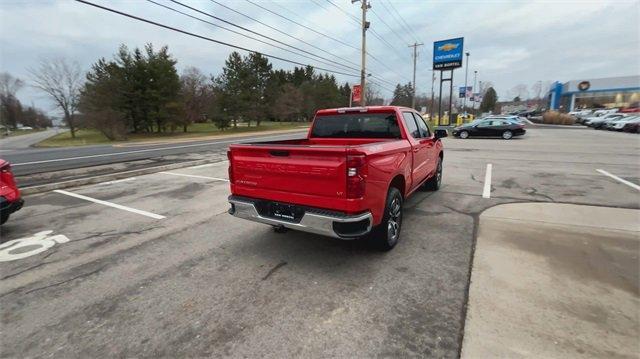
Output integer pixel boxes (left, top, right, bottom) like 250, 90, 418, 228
596, 169, 640, 191
53, 190, 166, 219
159, 172, 229, 182
483, 164, 493, 198
13, 134, 303, 166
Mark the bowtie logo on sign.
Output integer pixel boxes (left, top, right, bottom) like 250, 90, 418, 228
578, 81, 590, 91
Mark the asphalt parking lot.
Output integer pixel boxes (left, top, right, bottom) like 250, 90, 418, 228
1, 127, 638, 358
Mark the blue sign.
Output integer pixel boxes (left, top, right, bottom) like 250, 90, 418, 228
433, 37, 464, 70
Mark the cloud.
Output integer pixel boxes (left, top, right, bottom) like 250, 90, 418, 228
1, 0, 638, 113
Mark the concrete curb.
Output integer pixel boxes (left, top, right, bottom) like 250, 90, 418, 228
20, 158, 223, 195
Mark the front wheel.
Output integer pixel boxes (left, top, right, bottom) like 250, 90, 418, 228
424, 157, 442, 191
459, 130, 469, 139
502, 130, 513, 140
0, 211, 9, 225
371, 187, 403, 251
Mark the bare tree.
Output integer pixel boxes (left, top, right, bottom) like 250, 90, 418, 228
365, 83, 384, 105
30, 58, 83, 137
0, 72, 25, 131
0, 72, 24, 97
508, 84, 529, 101
180, 67, 213, 132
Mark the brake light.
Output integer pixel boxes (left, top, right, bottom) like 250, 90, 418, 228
227, 150, 234, 184
346, 154, 366, 199
0, 163, 15, 186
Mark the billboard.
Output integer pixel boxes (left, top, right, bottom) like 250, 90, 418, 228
433, 37, 464, 70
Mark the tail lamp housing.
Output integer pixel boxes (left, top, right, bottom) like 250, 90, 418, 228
227, 150, 234, 184
346, 154, 366, 199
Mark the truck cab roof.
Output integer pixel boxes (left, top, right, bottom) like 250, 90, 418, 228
316, 106, 416, 116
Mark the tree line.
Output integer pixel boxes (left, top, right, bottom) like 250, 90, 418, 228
29, 44, 368, 140
0, 73, 53, 130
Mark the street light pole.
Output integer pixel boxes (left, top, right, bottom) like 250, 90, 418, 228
430, 70, 436, 120
472, 70, 478, 112
463, 52, 470, 114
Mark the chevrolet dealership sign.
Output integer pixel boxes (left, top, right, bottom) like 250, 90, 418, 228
433, 37, 464, 70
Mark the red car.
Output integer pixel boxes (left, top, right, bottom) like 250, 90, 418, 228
228, 106, 446, 250
0, 159, 23, 225
619, 102, 640, 114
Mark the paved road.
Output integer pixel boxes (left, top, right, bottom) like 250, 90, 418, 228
1, 128, 638, 357
0, 128, 59, 150
5, 130, 307, 187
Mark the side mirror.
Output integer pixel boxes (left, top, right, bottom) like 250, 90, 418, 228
434, 129, 448, 139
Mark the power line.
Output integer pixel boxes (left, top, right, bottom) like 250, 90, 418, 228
322, 0, 406, 65
73, 0, 361, 78
274, 0, 410, 83
146, 0, 360, 75
207, 0, 361, 70
323, 0, 360, 24
369, 8, 412, 46
244, 0, 361, 52
213, 0, 397, 89
379, 0, 420, 43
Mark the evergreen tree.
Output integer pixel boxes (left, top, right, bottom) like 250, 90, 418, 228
480, 87, 498, 113
391, 83, 413, 107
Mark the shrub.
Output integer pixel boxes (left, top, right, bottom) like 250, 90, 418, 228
542, 111, 575, 125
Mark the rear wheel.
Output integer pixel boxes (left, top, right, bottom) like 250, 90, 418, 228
502, 130, 513, 140
459, 130, 469, 139
371, 187, 403, 251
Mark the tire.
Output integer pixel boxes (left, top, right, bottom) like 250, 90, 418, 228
502, 130, 513, 140
370, 187, 403, 251
459, 130, 469, 139
424, 156, 443, 191
0, 211, 9, 226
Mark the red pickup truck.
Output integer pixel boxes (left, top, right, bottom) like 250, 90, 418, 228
0, 159, 23, 225
228, 106, 446, 250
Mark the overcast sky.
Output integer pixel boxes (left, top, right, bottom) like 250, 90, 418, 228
1, 0, 639, 115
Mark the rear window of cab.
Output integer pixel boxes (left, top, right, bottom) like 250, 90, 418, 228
311, 113, 401, 138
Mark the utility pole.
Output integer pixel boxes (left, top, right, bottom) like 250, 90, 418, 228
353, 0, 370, 106
463, 52, 470, 114
409, 42, 424, 109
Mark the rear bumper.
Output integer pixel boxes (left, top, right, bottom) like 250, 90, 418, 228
228, 195, 372, 239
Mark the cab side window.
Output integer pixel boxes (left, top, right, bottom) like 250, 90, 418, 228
402, 112, 420, 138
477, 120, 491, 127
413, 113, 431, 137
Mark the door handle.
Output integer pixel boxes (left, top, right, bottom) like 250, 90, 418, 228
413, 148, 420, 153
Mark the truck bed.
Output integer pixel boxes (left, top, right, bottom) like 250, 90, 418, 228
228, 137, 406, 214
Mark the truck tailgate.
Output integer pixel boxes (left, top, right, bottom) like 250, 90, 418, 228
230, 145, 347, 199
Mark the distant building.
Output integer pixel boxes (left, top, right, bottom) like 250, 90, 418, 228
547, 75, 640, 112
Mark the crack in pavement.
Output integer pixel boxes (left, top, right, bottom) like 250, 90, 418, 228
525, 187, 556, 202
23, 266, 107, 295
0, 265, 106, 298
261, 261, 287, 281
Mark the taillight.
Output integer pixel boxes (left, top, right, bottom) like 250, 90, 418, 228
0, 163, 14, 186
227, 150, 234, 184
346, 154, 366, 199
